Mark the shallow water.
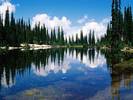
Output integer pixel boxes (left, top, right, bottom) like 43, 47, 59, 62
0, 48, 133, 100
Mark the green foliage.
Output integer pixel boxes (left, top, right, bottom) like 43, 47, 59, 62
99, 0, 133, 49
67, 30, 96, 46
0, 9, 66, 46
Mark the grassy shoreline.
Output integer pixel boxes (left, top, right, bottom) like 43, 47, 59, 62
121, 47, 133, 53
115, 59, 133, 68
113, 59, 133, 74
0, 44, 88, 51
0, 44, 132, 52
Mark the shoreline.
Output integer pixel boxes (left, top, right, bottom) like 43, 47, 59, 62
100, 46, 133, 54
0, 44, 86, 51
121, 47, 133, 53
0, 44, 133, 52
0, 44, 52, 51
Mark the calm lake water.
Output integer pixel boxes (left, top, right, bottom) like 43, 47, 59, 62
0, 48, 133, 100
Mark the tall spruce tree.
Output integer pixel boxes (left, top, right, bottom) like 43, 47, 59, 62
0, 15, 3, 46
10, 12, 16, 46
4, 8, 10, 45
80, 30, 84, 45
89, 30, 92, 46
92, 31, 95, 46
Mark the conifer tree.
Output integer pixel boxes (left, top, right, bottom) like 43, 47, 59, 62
80, 30, 84, 45
0, 15, 3, 46
4, 8, 10, 45
92, 31, 95, 46
89, 30, 92, 46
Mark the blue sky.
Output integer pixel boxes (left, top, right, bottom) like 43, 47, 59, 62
0, 0, 133, 38
11, 0, 133, 22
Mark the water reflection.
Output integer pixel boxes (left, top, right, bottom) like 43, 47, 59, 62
102, 49, 133, 100
0, 48, 132, 100
32, 48, 106, 77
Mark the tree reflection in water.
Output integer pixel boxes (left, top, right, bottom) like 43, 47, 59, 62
0, 48, 132, 99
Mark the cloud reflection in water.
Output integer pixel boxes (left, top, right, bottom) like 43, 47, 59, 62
33, 49, 107, 77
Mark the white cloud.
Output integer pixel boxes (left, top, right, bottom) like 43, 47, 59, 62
66, 18, 110, 39
32, 13, 71, 31
81, 19, 109, 39
1, 68, 15, 88
32, 49, 107, 77
0, 1, 16, 20
77, 15, 88, 24
32, 13, 110, 39
69, 49, 106, 69
0, 0, 110, 39
32, 54, 71, 77
0, 0, 11, 2
82, 51, 106, 69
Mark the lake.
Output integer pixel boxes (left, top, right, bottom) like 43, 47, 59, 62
0, 48, 133, 100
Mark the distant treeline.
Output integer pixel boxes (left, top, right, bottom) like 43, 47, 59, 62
0, 8, 96, 47
1, 0, 132, 48
68, 30, 96, 46
99, 0, 133, 48
0, 8, 66, 46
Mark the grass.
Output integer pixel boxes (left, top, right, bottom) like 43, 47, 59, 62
67, 45, 84, 48
115, 59, 133, 69
112, 59, 133, 75
124, 49, 133, 53
121, 47, 133, 53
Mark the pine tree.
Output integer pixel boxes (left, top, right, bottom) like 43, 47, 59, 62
76, 34, 79, 44
4, 8, 10, 45
69, 36, 71, 45
80, 30, 84, 45
0, 15, 3, 46
53, 28, 56, 44
84, 35, 88, 45
10, 12, 16, 46
92, 31, 95, 46
71, 35, 74, 45
89, 30, 92, 46
61, 28, 64, 45
57, 27, 61, 44
127, 6, 132, 45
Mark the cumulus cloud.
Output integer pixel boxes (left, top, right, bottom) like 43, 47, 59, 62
81, 18, 110, 39
66, 17, 110, 39
32, 13, 71, 31
0, 0, 11, 2
0, 0, 16, 20
77, 15, 88, 24
69, 49, 107, 69
32, 53, 71, 77
0, 0, 110, 39
32, 49, 107, 77
32, 13, 110, 39
1, 68, 15, 88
